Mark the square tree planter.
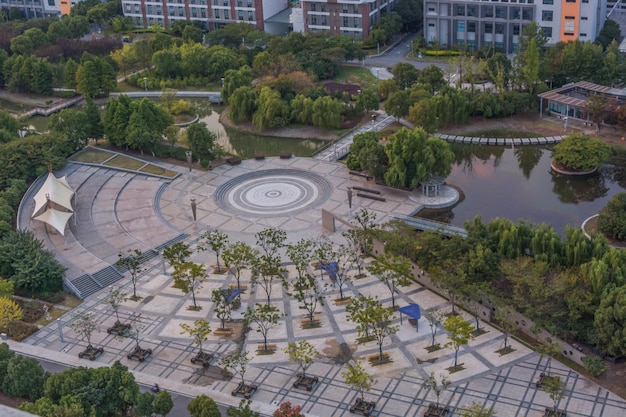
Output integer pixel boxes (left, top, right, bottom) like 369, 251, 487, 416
78, 345, 104, 361
292, 374, 319, 391
544, 408, 567, 417
350, 398, 376, 415
190, 351, 214, 368
424, 403, 451, 417
231, 381, 258, 399
107, 322, 131, 336
127, 346, 152, 362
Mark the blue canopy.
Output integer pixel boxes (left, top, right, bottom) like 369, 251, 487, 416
399, 304, 421, 319
221, 288, 243, 303
317, 262, 338, 275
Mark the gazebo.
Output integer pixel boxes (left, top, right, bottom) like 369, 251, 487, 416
420, 175, 445, 197
31, 171, 75, 235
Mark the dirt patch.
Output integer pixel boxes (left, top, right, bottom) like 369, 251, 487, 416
322, 339, 356, 365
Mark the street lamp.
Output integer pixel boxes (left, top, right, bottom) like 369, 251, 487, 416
143, 77, 147, 92
563, 116, 568, 133
435, 116, 439, 132
221, 77, 225, 89
185, 150, 192, 179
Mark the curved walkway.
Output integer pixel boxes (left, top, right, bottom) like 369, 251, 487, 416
435, 133, 565, 146
15, 155, 626, 417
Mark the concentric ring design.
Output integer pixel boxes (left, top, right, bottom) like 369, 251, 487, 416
214, 169, 333, 217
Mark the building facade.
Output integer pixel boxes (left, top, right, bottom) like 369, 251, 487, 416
120, 0, 289, 32
424, 0, 607, 54
0, 0, 66, 19
293, 0, 396, 38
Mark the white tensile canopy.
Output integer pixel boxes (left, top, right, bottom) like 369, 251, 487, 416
33, 208, 74, 236
32, 172, 75, 235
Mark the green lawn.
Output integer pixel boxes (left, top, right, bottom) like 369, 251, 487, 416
333, 66, 378, 89
69, 148, 115, 164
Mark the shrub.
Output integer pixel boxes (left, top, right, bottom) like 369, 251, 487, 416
597, 192, 626, 241
582, 355, 607, 377
7, 321, 39, 341
552, 133, 611, 171
200, 159, 209, 168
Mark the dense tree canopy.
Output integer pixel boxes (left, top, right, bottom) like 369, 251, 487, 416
552, 133, 611, 171
598, 193, 626, 241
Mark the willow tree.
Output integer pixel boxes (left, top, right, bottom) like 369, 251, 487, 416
383, 127, 454, 190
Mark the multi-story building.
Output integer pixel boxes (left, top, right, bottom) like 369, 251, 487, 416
121, 0, 289, 33
0, 0, 68, 19
424, 0, 607, 54
292, 0, 396, 38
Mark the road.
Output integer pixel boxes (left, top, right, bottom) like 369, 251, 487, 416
365, 33, 450, 72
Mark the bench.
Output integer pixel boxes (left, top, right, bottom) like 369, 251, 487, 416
349, 171, 373, 180
226, 157, 241, 165
257, 343, 277, 350
352, 186, 380, 194
254, 154, 265, 160
357, 192, 385, 202
280, 152, 292, 159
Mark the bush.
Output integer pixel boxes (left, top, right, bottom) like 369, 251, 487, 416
552, 133, 611, 171
582, 355, 607, 377
200, 159, 209, 168
597, 192, 626, 241
7, 321, 39, 341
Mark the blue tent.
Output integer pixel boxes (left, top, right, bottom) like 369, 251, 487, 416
399, 304, 421, 331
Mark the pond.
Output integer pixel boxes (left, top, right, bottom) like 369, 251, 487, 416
419, 144, 626, 234
25, 98, 328, 158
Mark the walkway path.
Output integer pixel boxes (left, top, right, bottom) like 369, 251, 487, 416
15, 156, 626, 417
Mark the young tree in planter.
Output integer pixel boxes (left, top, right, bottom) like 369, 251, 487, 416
493, 304, 517, 351
256, 227, 287, 260
367, 253, 412, 309
356, 295, 398, 362
179, 318, 212, 356
251, 254, 285, 309
70, 311, 100, 349
341, 361, 375, 404
212, 289, 236, 330
116, 249, 145, 301
422, 371, 451, 411
127, 312, 146, 351
284, 340, 318, 379
351, 208, 379, 256
444, 314, 474, 370
162, 241, 191, 270
220, 350, 251, 386
460, 282, 492, 334
273, 402, 305, 417
342, 229, 365, 277
329, 244, 355, 301
243, 303, 282, 352
430, 257, 467, 315
223, 241, 256, 290
287, 238, 326, 325
227, 399, 260, 417
544, 376, 567, 415
199, 229, 229, 273
172, 261, 207, 311
424, 307, 445, 350
458, 402, 495, 417
105, 286, 127, 325
312, 234, 333, 279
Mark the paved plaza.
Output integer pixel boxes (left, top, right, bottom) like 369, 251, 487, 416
13, 155, 626, 417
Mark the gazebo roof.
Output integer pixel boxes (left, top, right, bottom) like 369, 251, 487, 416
33, 207, 73, 236
32, 172, 74, 216
538, 81, 626, 109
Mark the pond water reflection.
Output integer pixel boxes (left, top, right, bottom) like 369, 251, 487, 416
420, 145, 626, 234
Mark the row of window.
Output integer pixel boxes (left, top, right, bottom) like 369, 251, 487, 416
450, 22, 588, 39
309, 15, 361, 28
309, 2, 359, 14
541, 11, 588, 22
453, 4, 533, 20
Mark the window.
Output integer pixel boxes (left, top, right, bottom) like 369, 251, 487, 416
580, 33, 587, 37
564, 15, 575, 19
481, 5, 493, 18
510, 7, 520, 19
201, 9, 206, 17
238, 10, 243, 20
342, 3, 347, 12
542, 10, 552, 21
468, 22, 476, 32
354, 17, 359, 27
237, 0, 241, 6
522, 7, 531, 20
457, 21, 465, 33
178, 6, 183, 16
513, 25, 520, 35
581, 16, 587, 20
564, 32, 574, 36
321, 15, 326, 25
543, 0, 553, 3
169, 5, 174, 14
248, 11, 253, 20
47, 0, 54, 5
247, 0, 252, 6
213, 0, 218, 4
495, 6, 505, 18
156, 5, 162, 14
485, 23, 493, 33
224, 11, 228, 19
582, 0, 588, 2
495, 23, 504, 34
320, 4, 325, 12
454, 4, 465, 15
343, 16, 348, 26
125, 4, 131, 12
564, 21, 574, 31
310, 3, 315, 11
311, 15, 317, 25
147, 4, 152, 13
467, 4, 477, 16
214, 9, 219, 18
565, 0, 575, 2
222, 0, 227, 5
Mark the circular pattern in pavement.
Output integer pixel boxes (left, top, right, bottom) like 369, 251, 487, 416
214, 169, 332, 217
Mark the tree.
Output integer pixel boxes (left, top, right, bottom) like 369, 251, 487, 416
85, 98, 103, 143
384, 127, 455, 189
458, 401, 495, 417
422, 371, 451, 411
105, 286, 127, 325
229, 86, 257, 123
286, 239, 326, 324
110, 44, 137, 78
358, 295, 398, 362
200, 229, 229, 273
69, 311, 99, 349
172, 261, 207, 310
187, 395, 221, 417
552, 133, 611, 171
222, 241, 256, 291
543, 376, 567, 414
126, 98, 173, 153
186, 122, 216, 162
395, 0, 423, 33
219, 350, 250, 385
212, 289, 236, 330
48, 108, 90, 151
273, 402, 305, 417
127, 313, 146, 350
493, 304, 517, 350
430, 257, 467, 316
251, 253, 284, 308
342, 230, 365, 277
341, 361, 374, 402
385, 90, 410, 120
75, 57, 117, 98
311, 96, 343, 130
162, 241, 191, 269
367, 253, 412, 309
135, 391, 154, 417
284, 340, 318, 379
252, 86, 289, 131
328, 244, 355, 301
594, 285, 626, 357
355, 89, 379, 113
179, 318, 211, 355
243, 303, 282, 351
227, 399, 260, 417
2, 355, 48, 401
392, 62, 419, 89
424, 307, 445, 349
116, 249, 145, 301
596, 19, 621, 50
352, 208, 379, 256
0, 297, 22, 333
0, 279, 13, 299
598, 193, 626, 241
444, 314, 474, 369
518, 38, 541, 95
460, 282, 492, 333
418, 65, 445, 95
